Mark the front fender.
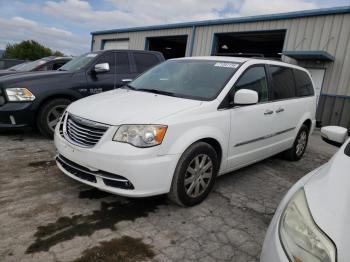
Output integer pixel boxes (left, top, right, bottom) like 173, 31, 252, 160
162, 122, 229, 172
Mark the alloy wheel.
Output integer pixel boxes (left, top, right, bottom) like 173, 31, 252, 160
184, 154, 213, 198
296, 131, 307, 156
46, 105, 66, 132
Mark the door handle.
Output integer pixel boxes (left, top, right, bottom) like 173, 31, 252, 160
276, 108, 285, 113
121, 79, 133, 82
264, 109, 274, 115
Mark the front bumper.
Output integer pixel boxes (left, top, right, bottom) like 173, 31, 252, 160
54, 127, 180, 197
0, 102, 35, 128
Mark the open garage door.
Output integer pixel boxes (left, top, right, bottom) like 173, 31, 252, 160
147, 35, 187, 59
212, 30, 286, 59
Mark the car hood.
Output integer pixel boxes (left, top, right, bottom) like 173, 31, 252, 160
0, 70, 16, 77
0, 70, 72, 84
304, 140, 350, 261
67, 89, 202, 125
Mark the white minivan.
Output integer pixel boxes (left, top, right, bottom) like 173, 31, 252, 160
54, 56, 316, 206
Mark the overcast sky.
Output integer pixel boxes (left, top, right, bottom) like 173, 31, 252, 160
0, 0, 348, 55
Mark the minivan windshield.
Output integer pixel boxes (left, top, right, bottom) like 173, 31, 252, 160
59, 53, 98, 71
130, 60, 240, 100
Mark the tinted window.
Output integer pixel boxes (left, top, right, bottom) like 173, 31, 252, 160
116, 52, 130, 74
294, 69, 314, 97
270, 65, 296, 100
36, 62, 50, 71
52, 62, 66, 70
95, 53, 116, 74
134, 53, 160, 73
345, 141, 350, 157
235, 66, 268, 102
131, 60, 240, 100
60, 53, 97, 71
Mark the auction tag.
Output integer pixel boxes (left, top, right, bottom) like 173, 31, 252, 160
214, 62, 239, 68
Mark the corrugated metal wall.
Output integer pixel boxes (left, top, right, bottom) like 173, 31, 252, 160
92, 27, 194, 56
92, 13, 350, 128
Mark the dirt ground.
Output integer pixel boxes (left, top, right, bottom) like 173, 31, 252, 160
0, 129, 337, 262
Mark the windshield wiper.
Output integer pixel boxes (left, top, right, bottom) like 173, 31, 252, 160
137, 88, 177, 97
58, 68, 67, 71
121, 84, 136, 90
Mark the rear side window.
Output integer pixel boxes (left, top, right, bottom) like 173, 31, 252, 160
116, 52, 130, 74
95, 53, 116, 74
345, 141, 350, 157
293, 69, 314, 97
134, 53, 160, 73
234, 66, 268, 102
52, 62, 66, 70
270, 65, 296, 100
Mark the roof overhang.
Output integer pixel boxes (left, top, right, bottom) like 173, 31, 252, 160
91, 6, 350, 36
282, 50, 335, 62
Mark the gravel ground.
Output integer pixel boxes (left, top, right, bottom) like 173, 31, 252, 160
0, 129, 337, 262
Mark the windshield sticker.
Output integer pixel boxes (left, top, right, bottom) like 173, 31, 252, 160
214, 62, 239, 68
86, 54, 98, 57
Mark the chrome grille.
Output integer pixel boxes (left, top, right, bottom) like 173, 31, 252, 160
63, 113, 109, 148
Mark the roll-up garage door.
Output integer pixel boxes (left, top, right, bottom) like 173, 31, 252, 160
103, 39, 129, 50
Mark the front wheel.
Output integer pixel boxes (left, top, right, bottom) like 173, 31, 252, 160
168, 142, 219, 206
283, 124, 309, 161
36, 98, 71, 138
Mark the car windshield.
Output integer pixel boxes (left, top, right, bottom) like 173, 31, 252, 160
59, 53, 98, 71
16, 58, 49, 71
130, 59, 241, 100
8, 62, 30, 71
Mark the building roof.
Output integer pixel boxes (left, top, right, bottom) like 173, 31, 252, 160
282, 50, 335, 61
91, 6, 350, 35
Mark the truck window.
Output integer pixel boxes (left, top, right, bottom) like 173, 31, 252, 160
95, 53, 116, 74
293, 69, 315, 97
270, 65, 296, 100
116, 52, 130, 74
134, 53, 160, 73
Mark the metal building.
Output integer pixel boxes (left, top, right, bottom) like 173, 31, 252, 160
91, 6, 350, 129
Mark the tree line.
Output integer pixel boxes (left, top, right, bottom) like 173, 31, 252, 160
3, 40, 65, 60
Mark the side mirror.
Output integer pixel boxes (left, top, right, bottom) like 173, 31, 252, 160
234, 89, 258, 105
93, 63, 109, 73
321, 126, 348, 147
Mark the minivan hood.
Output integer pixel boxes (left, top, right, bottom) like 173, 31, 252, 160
67, 89, 202, 125
304, 140, 350, 261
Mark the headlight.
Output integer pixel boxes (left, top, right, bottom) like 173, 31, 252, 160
279, 189, 336, 262
6, 88, 35, 101
113, 125, 167, 148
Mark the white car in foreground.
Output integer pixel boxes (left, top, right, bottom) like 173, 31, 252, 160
54, 56, 316, 206
261, 126, 349, 262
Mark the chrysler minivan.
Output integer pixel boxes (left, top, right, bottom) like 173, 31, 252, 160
54, 56, 316, 206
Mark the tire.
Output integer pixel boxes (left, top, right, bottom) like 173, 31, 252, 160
168, 142, 219, 207
36, 98, 71, 138
283, 124, 309, 161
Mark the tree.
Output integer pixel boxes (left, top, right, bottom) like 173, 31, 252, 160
3, 40, 65, 60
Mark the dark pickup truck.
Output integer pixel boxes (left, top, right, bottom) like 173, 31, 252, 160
0, 50, 164, 137
0, 56, 72, 77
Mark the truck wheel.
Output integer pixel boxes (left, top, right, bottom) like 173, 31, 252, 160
37, 98, 71, 138
283, 124, 309, 161
168, 142, 219, 207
